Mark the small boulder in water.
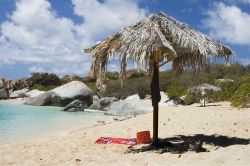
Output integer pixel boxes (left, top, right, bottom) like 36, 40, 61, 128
61, 100, 87, 112
89, 97, 118, 111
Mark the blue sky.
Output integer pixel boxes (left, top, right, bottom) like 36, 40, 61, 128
0, 0, 249, 79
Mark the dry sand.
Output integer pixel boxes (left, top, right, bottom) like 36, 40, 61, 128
0, 102, 249, 166
0, 98, 26, 105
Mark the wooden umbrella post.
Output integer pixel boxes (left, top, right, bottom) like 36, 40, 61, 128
153, 102, 159, 144
151, 60, 160, 145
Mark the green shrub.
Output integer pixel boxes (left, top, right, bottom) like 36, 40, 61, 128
136, 80, 150, 99
210, 81, 238, 102
183, 92, 201, 105
85, 82, 96, 92
60, 79, 71, 85
30, 84, 56, 91
94, 63, 249, 102
127, 70, 146, 78
31, 84, 47, 91
230, 75, 250, 108
31, 72, 42, 77
103, 78, 150, 99
106, 72, 119, 80
166, 81, 187, 99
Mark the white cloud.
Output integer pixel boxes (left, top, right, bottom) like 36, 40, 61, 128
224, 0, 250, 4
202, 2, 250, 46
0, 0, 147, 76
29, 66, 46, 73
239, 58, 250, 65
72, 0, 147, 41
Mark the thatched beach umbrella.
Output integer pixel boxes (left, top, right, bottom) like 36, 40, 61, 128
189, 83, 222, 93
189, 83, 222, 107
84, 12, 232, 144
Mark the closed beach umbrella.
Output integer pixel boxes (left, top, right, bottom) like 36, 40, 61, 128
84, 12, 232, 144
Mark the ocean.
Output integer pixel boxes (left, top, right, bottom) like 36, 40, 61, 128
0, 103, 110, 144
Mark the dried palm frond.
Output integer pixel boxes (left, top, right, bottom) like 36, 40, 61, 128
85, 12, 232, 89
189, 83, 222, 93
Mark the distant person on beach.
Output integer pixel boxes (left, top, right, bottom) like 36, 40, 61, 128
200, 87, 207, 107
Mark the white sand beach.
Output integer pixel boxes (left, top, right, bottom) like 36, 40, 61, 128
0, 101, 249, 166
0, 98, 26, 105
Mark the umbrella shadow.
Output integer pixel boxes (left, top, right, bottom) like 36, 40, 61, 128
127, 134, 250, 154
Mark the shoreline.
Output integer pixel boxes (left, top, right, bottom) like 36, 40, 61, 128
0, 101, 249, 165
0, 99, 115, 145
0, 119, 112, 146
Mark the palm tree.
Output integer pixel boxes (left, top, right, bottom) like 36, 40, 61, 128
84, 12, 232, 144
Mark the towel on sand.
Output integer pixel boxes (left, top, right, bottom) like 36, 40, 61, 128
95, 137, 137, 145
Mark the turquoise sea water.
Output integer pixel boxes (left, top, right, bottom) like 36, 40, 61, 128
0, 104, 110, 144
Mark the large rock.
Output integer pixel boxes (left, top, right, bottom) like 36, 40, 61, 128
25, 81, 93, 107
61, 100, 87, 112
0, 79, 4, 89
106, 94, 152, 117
25, 89, 45, 98
27, 73, 60, 87
50, 81, 93, 106
0, 78, 28, 96
11, 79, 28, 91
0, 88, 8, 99
89, 97, 118, 111
24, 91, 57, 106
0, 79, 5, 99
9, 88, 29, 98
3, 80, 13, 94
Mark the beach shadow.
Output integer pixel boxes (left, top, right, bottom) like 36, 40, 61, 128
197, 104, 222, 107
127, 134, 250, 154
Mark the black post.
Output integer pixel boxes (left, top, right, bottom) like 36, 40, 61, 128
153, 103, 159, 144
150, 62, 161, 145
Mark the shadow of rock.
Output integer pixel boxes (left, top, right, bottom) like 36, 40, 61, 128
127, 134, 250, 154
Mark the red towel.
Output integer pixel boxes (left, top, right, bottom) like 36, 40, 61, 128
95, 137, 137, 145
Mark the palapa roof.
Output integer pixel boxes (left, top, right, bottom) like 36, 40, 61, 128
85, 12, 232, 78
189, 83, 222, 93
